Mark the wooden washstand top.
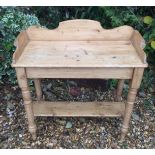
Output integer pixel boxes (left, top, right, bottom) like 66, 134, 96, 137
12, 19, 148, 68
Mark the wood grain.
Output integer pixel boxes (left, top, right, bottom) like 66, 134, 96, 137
121, 68, 144, 141
26, 67, 133, 79
32, 101, 125, 117
34, 79, 42, 101
12, 19, 148, 140
131, 30, 147, 64
12, 31, 29, 64
12, 41, 147, 67
15, 68, 37, 140
116, 79, 125, 101
26, 20, 134, 41
12, 19, 147, 68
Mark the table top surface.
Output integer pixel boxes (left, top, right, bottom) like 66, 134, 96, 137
14, 40, 147, 68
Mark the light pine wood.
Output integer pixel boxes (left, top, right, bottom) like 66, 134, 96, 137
130, 68, 145, 89
12, 31, 29, 64
12, 41, 147, 68
12, 20, 147, 68
32, 101, 125, 117
131, 30, 147, 64
12, 19, 148, 140
26, 20, 134, 41
59, 19, 104, 30
15, 68, 36, 140
34, 79, 42, 101
121, 68, 144, 141
26, 67, 133, 79
116, 79, 125, 101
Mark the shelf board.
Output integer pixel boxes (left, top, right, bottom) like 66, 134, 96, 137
33, 101, 125, 117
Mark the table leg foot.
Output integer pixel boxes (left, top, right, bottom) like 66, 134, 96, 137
32, 132, 37, 140
29, 125, 37, 140
120, 134, 125, 142
120, 126, 128, 141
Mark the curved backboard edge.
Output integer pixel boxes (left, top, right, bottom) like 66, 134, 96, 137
12, 20, 147, 67
25, 20, 134, 41
58, 19, 103, 30
131, 30, 148, 65
12, 30, 29, 66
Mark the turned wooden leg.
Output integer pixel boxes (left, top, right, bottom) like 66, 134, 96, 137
16, 68, 37, 140
121, 68, 144, 141
116, 79, 125, 101
34, 79, 42, 101
121, 88, 137, 141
